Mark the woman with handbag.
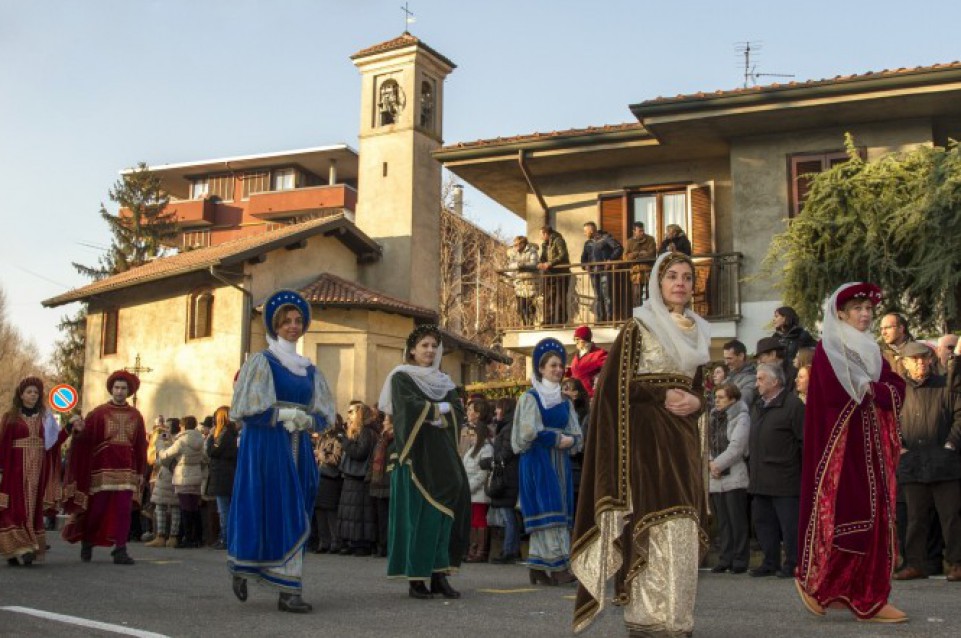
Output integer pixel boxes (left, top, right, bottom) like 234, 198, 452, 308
463, 422, 494, 563
481, 398, 521, 564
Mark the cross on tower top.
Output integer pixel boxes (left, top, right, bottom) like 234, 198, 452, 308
401, 2, 415, 33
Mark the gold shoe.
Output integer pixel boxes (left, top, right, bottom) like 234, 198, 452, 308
794, 579, 824, 617
857, 604, 907, 624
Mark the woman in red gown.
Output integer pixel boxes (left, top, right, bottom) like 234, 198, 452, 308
795, 283, 907, 623
0, 377, 68, 566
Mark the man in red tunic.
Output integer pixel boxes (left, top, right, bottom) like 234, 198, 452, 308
62, 370, 147, 565
795, 283, 907, 623
565, 325, 608, 398
0, 377, 68, 566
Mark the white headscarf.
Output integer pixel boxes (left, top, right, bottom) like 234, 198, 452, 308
633, 252, 711, 376
267, 334, 312, 377
378, 341, 456, 415
821, 283, 883, 403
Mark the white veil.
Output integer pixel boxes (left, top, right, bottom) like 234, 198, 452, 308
633, 252, 711, 376
821, 283, 882, 403
378, 342, 456, 415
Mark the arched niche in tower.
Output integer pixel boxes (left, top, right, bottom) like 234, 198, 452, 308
419, 77, 436, 131
378, 78, 405, 126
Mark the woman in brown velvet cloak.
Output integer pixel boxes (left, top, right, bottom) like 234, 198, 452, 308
571, 252, 711, 638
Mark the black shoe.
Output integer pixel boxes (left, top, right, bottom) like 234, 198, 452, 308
210, 540, 226, 551
711, 564, 730, 573
750, 567, 776, 577
430, 572, 461, 599
339, 547, 355, 555
354, 547, 372, 557
111, 547, 135, 565
731, 566, 747, 574
409, 580, 433, 599
21, 551, 36, 566
491, 552, 520, 565
80, 543, 92, 562
232, 575, 248, 602
7, 557, 20, 567
314, 545, 330, 554
377, 545, 388, 558
776, 568, 794, 579
278, 593, 312, 613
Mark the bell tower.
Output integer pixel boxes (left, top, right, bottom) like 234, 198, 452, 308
351, 34, 455, 312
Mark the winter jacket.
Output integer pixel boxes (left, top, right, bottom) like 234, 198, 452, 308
338, 426, 376, 479
463, 442, 494, 505
774, 325, 816, 367
479, 420, 520, 509
708, 400, 751, 493
539, 231, 570, 272
581, 230, 624, 269
204, 428, 237, 497
150, 432, 177, 506
728, 362, 758, 408
158, 429, 206, 493
748, 389, 805, 497
898, 370, 961, 484
658, 232, 692, 256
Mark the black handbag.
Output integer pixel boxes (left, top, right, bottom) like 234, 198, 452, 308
484, 459, 507, 498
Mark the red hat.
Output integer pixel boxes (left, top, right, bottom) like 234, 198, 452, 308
16, 376, 44, 398
573, 325, 592, 341
106, 370, 140, 396
835, 283, 883, 310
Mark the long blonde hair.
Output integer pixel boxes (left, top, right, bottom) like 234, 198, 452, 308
213, 405, 231, 438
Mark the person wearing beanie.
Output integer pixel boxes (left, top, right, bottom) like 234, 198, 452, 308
565, 326, 607, 398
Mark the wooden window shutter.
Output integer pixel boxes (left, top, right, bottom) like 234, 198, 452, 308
689, 184, 714, 254
791, 157, 825, 217
599, 194, 626, 246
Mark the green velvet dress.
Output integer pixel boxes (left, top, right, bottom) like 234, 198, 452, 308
387, 372, 470, 579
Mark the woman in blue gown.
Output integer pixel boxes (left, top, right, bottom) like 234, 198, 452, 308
513, 337, 583, 585
228, 290, 335, 613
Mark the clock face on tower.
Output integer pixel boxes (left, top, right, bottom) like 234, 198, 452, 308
378, 79, 405, 126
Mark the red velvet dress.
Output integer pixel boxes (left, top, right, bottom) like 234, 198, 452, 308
0, 412, 67, 560
797, 344, 905, 618
61, 402, 147, 547
566, 346, 608, 398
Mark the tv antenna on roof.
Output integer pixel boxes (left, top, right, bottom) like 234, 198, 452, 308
735, 41, 794, 88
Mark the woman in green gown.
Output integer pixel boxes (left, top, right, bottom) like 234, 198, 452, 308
378, 325, 470, 600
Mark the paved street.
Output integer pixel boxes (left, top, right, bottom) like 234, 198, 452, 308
1, 535, 958, 637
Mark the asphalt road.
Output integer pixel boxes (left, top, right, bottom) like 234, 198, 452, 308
1, 536, 958, 637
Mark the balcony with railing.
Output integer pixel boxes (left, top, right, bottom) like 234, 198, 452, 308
495, 253, 741, 350
247, 184, 357, 220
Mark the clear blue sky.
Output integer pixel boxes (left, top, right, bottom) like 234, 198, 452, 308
3, 0, 960, 362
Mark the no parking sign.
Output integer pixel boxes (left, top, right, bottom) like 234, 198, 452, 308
49, 384, 79, 413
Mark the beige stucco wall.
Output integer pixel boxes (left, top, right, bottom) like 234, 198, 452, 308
246, 234, 359, 303
83, 276, 243, 423
730, 117, 934, 305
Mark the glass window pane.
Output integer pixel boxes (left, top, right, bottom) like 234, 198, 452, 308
631, 194, 657, 242
663, 193, 687, 234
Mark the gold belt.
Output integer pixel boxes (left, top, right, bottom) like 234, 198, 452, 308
631, 373, 694, 392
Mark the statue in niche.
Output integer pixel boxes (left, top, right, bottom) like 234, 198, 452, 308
378, 79, 404, 126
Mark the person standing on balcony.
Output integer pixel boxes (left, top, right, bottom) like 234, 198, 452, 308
507, 236, 540, 327
571, 251, 710, 638
580, 222, 623, 322
657, 224, 692, 256
771, 306, 816, 368
566, 325, 608, 398
624, 222, 657, 308
795, 283, 908, 623
537, 226, 571, 326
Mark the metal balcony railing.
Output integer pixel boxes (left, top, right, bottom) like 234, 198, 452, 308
494, 252, 742, 331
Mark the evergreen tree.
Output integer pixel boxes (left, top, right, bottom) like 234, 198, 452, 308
73, 162, 178, 280
52, 163, 178, 388
763, 134, 961, 332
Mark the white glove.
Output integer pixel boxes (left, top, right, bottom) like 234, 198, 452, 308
277, 408, 299, 423
294, 411, 313, 429
438, 402, 452, 415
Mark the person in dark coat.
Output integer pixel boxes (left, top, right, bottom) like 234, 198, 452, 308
771, 306, 817, 367
657, 224, 692, 256
336, 401, 378, 556
892, 341, 961, 582
479, 399, 521, 565
205, 406, 238, 550
313, 413, 345, 553
748, 362, 805, 578
561, 377, 590, 511
367, 411, 394, 558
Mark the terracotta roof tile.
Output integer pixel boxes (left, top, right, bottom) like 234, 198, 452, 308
351, 32, 456, 68
640, 60, 961, 106
42, 215, 380, 307
297, 272, 435, 320
440, 122, 647, 152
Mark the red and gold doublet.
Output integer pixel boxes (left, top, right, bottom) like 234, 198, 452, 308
61, 402, 147, 545
797, 344, 905, 619
0, 412, 67, 559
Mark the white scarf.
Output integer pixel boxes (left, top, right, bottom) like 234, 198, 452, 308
267, 334, 311, 377
378, 342, 456, 415
821, 283, 882, 403
633, 252, 711, 376
530, 376, 564, 410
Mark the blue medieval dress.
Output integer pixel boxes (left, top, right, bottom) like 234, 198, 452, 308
227, 350, 335, 592
512, 389, 582, 572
